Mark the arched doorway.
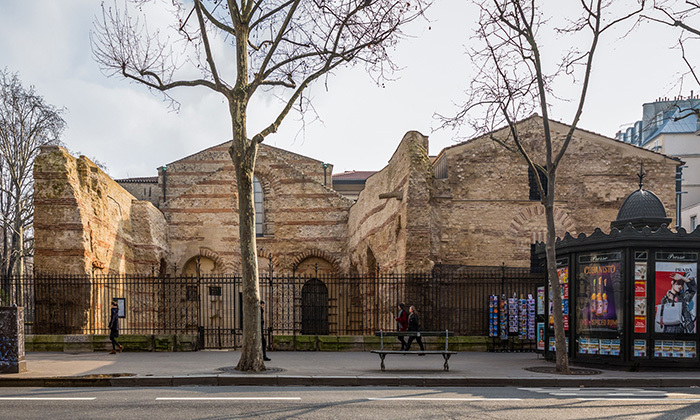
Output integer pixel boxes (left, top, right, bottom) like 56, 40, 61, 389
301, 278, 329, 335
182, 256, 217, 276
295, 256, 335, 276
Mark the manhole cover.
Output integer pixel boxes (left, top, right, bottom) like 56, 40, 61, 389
216, 366, 286, 374
524, 366, 601, 375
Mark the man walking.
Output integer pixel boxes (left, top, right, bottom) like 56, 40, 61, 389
108, 300, 123, 354
261, 300, 271, 361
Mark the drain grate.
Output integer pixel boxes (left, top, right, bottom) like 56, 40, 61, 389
524, 366, 601, 375
216, 366, 286, 374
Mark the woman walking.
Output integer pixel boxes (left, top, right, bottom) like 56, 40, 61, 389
108, 301, 123, 354
395, 303, 408, 350
405, 305, 425, 353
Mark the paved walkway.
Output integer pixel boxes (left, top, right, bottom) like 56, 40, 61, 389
1, 351, 699, 387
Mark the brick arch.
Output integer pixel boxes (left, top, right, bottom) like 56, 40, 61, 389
507, 205, 576, 239
197, 247, 226, 272
256, 248, 282, 270
253, 165, 282, 196
290, 249, 341, 274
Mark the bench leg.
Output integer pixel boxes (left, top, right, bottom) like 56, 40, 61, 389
443, 354, 451, 372
379, 354, 386, 372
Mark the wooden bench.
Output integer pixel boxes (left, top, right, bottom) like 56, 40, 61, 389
371, 330, 457, 371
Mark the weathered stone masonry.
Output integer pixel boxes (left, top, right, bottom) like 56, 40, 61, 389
31, 117, 681, 335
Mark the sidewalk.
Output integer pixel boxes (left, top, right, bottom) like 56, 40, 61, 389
1, 351, 699, 387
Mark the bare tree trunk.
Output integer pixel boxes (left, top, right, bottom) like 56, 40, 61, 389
545, 195, 569, 373
13, 190, 22, 278
231, 144, 264, 371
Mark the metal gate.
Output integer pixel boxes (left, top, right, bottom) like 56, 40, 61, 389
196, 275, 276, 349
301, 278, 329, 335
197, 276, 241, 349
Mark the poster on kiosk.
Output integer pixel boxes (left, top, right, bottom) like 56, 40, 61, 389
654, 261, 697, 334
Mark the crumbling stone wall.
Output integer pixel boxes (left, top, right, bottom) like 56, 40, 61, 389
431, 116, 680, 268
346, 131, 434, 274
34, 146, 168, 275
33, 146, 169, 334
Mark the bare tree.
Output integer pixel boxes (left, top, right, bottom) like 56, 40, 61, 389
0, 69, 66, 300
645, 1, 700, 84
643, 1, 700, 120
438, 0, 643, 372
91, 0, 429, 371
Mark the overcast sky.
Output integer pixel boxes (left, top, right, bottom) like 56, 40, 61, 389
0, 1, 697, 179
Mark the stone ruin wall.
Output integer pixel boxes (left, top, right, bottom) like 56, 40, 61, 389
430, 117, 680, 269
34, 145, 168, 275
347, 131, 435, 275
33, 146, 169, 333
161, 142, 352, 276
161, 143, 355, 334
345, 131, 434, 330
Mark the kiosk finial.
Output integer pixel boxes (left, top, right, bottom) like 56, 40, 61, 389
637, 161, 646, 190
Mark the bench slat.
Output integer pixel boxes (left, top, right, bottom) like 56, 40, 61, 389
370, 350, 457, 354
374, 331, 454, 337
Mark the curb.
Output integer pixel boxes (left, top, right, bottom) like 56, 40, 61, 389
0, 375, 681, 388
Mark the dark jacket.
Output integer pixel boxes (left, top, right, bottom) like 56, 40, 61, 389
408, 313, 420, 331
108, 307, 119, 332
261, 307, 265, 333
396, 309, 408, 332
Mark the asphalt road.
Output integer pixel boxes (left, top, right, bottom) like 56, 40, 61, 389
2, 386, 700, 419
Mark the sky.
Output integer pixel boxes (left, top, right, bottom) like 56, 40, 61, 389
0, 1, 697, 180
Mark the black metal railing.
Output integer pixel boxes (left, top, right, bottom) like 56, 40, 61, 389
0, 267, 542, 347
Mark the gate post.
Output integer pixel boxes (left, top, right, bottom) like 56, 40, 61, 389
0, 306, 26, 373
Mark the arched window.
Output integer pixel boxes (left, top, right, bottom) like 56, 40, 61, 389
528, 166, 548, 201
254, 176, 264, 237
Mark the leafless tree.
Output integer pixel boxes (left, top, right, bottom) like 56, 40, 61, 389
643, 1, 700, 119
438, 0, 643, 373
91, 0, 429, 371
0, 69, 66, 301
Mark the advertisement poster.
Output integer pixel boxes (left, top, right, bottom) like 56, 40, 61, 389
577, 258, 621, 333
578, 337, 588, 354
663, 340, 673, 358
674, 341, 685, 358
537, 286, 545, 315
548, 337, 569, 352
685, 341, 697, 358
654, 340, 663, 357
635, 262, 647, 281
634, 262, 648, 334
537, 322, 545, 351
654, 261, 697, 334
633, 339, 647, 358
549, 267, 569, 331
611, 339, 621, 356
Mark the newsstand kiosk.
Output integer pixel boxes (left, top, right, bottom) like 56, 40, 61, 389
541, 183, 700, 368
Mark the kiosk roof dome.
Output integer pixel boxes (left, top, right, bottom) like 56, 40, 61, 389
610, 163, 672, 231
616, 188, 668, 222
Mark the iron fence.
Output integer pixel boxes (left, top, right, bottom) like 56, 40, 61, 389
0, 267, 543, 347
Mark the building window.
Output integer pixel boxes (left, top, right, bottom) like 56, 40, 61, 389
691, 215, 697, 232
528, 167, 547, 201
530, 244, 546, 273
254, 176, 264, 237
433, 154, 448, 179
